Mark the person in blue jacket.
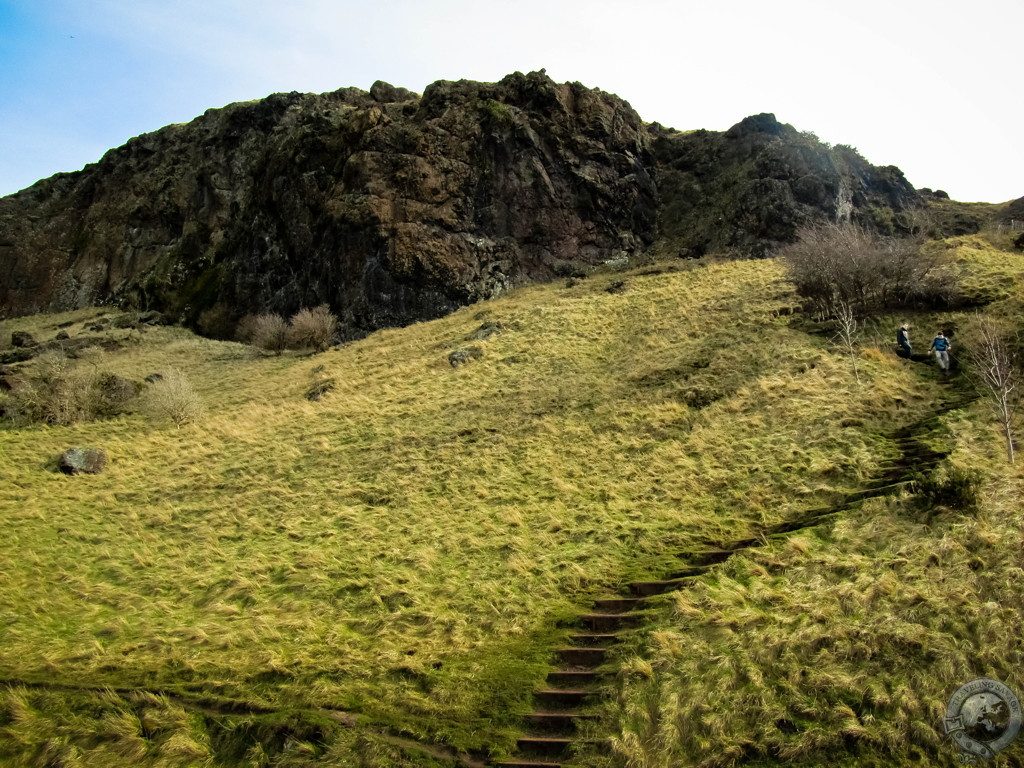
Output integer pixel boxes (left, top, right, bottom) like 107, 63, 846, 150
930, 331, 952, 373
896, 324, 912, 358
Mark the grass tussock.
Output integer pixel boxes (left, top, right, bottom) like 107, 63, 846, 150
141, 369, 205, 426
0, 236, 1022, 766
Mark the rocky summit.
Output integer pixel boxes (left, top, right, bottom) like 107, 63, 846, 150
0, 71, 920, 335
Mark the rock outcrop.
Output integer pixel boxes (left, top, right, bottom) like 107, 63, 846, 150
1000, 195, 1024, 223
650, 114, 921, 257
0, 72, 656, 337
0, 75, 923, 334
57, 447, 107, 475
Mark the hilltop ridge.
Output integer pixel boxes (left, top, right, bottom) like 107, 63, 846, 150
0, 71, 934, 334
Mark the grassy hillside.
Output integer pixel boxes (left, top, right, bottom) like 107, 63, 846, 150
0, 237, 1022, 767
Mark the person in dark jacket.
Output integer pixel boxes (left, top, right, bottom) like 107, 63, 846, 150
930, 331, 951, 373
896, 324, 912, 358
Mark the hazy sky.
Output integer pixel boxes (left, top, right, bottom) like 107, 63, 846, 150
1, 0, 1021, 202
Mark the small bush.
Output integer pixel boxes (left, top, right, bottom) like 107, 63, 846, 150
249, 314, 289, 354
141, 369, 204, 426
288, 305, 338, 352
913, 465, 982, 513
235, 314, 261, 344
197, 304, 237, 340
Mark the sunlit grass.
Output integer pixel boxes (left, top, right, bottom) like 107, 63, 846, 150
1, 242, 1019, 766
603, 241, 1024, 768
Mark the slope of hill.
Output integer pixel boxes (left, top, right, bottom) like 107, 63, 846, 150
1, 234, 1021, 767
0, 72, 922, 340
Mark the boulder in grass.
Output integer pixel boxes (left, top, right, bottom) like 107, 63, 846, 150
54, 330, 70, 341
467, 321, 504, 341
0, 347, 35, 364
136, 310, 165, 326
11, 331, 36, 348
448, 346, 483, 367
58, 447, 107, 475
111, 313, 138, 329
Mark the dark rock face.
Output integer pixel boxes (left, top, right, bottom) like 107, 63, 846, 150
651, 114, 921, 257
1001, 196, 1024, 223
0, 79, 921, 333
57, 447, 107, 475
0, 72, 657, 338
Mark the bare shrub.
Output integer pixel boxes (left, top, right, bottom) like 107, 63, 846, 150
235, 314, 261, 344
197, 304, 236, 340
964, 317, 1019, 463
142, 369, 204, 426
249, 314, 289, 354
831, 300, 861, 384
780, 221, 955, 315
1, 351, 106, 425
288, 305, 338, 352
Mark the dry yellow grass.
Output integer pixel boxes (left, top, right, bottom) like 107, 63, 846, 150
0, 243, 1018, 766
601, 242, 1024, 768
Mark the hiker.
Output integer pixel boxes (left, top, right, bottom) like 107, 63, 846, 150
930, 331, 951, 373
896, 324, 912, 358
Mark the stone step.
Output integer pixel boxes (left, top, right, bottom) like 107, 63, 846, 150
663, 564, 713, 578
861, 478, 913, 492
554, 647, 607, 668
546, 670, 601, 688
844, 482, 913, 501
686, 549, 733, 566
534, 689, 593, 709
579, 612, 642, 631
567, 632, 619, 646
627, 578, 692, 597
523, 711, 597, 733
591, 597, 643, 613
516, 737, 573, 759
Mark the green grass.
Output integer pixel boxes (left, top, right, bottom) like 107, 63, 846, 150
0, 241, 1021, 767
598, 241, 1024, 768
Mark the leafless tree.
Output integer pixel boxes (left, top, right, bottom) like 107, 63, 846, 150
965, 317, 1018, 463
831, 299, 861, 384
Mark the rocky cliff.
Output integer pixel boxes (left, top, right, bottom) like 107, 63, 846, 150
650, 113, 921, 258
0, 71, 656, 334
0, 72, 922, 334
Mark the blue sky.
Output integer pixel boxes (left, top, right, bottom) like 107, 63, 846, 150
1, 0, 1021, 202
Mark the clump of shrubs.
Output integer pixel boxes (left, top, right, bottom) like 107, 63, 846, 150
0, 352, 134, 425
236, 305, 339, 354
780, 221, 957, 315
140, 368, 204, 426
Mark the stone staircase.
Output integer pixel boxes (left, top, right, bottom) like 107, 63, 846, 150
491, 390, 975, 768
